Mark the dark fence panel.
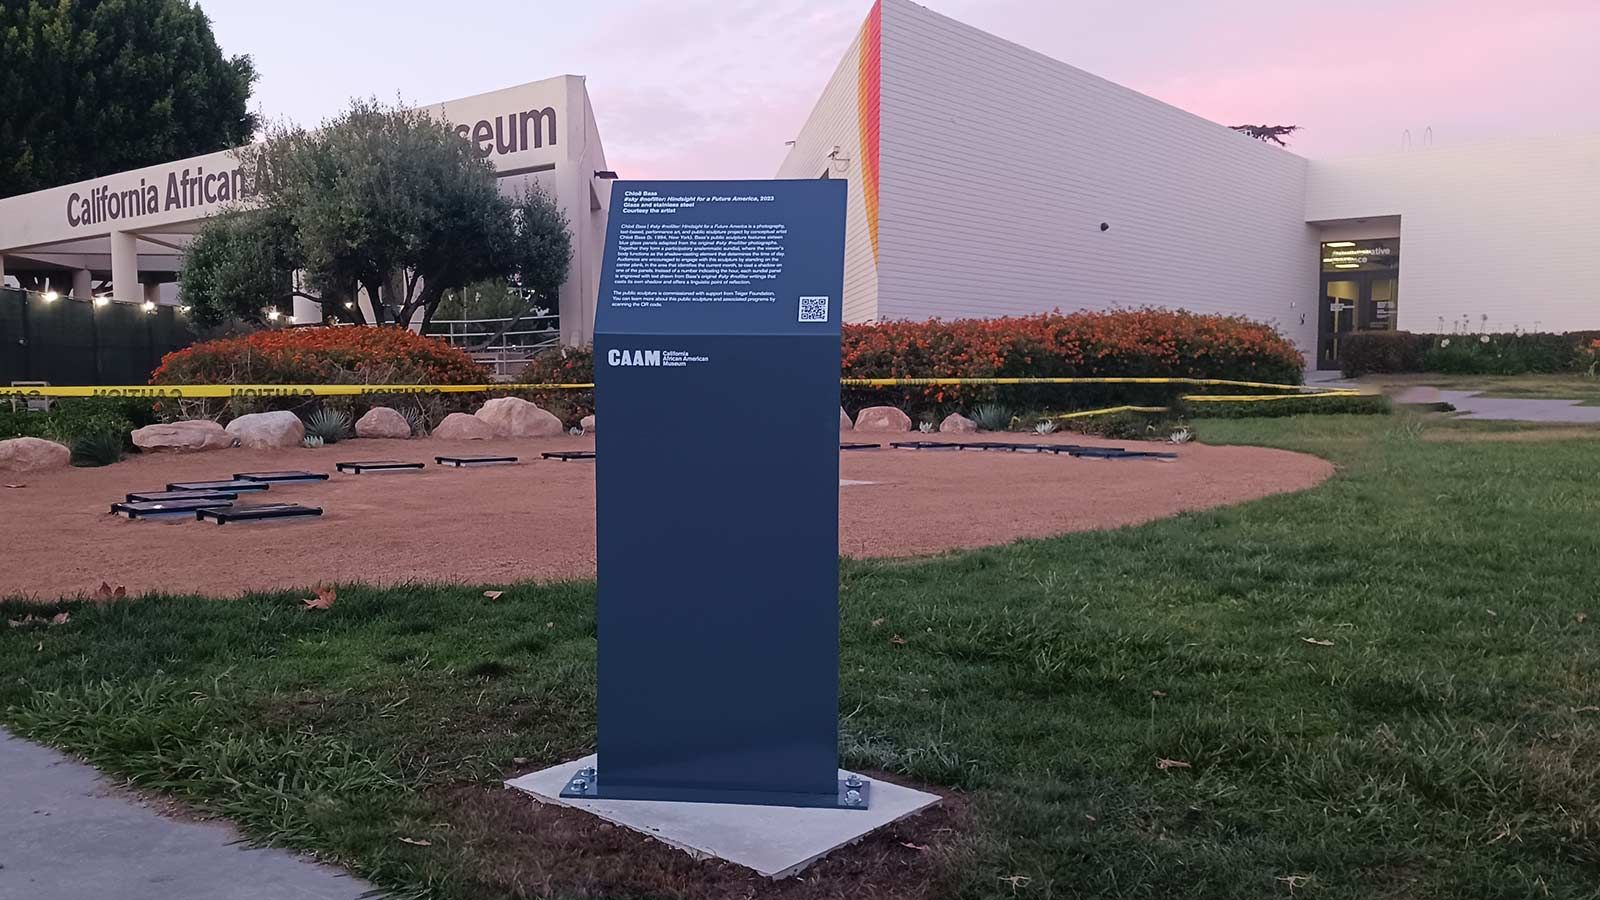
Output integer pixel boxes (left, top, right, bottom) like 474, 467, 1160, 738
0, 287, 194, 385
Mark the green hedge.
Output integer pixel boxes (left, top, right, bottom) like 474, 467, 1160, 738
1187, 395, 1392, 418
1342, 331, 1600, 377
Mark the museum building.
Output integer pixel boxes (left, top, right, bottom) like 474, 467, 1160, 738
778, 0, 1600, 368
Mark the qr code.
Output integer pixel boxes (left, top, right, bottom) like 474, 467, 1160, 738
798, 296, 830, 323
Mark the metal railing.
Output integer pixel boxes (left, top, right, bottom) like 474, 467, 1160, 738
430, 314, 560, 381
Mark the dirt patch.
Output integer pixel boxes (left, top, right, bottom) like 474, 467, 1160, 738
433, 776, 969, 899
0, 433, 1332, 600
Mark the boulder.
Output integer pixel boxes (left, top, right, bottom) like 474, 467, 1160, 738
853, 405, 913, 433
131, 420, 236, 453
475, 396, 564, 438
0, 436, 70, 472
224, 411, 305, 450
433, 412, 495, 440
840, 407, 853, 431
355, 406, 412, 439
940, 413, 978, 434
580, 414, 596, 435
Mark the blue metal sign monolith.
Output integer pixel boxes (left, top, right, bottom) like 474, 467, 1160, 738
562, 179, 860, 809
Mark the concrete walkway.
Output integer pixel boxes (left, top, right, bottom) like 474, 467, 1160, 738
0, 730, 371, 900
1436, 390, 1600, 424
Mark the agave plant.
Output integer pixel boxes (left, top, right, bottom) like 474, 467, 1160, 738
70, 429, 125, 467
302, 434, 325, 449
400, 406, 428, 437
1033, 419, 1060, 435
918, 420, 937, 434
1168, 426, 1194, 445
304, 408, 352, 444
970, 403, 1013, 432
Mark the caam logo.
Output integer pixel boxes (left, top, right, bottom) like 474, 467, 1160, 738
607, 349, 662, 367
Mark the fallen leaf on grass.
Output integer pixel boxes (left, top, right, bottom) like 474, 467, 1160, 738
8, 614, 69, 629
1276, 874, 1313, 891
303, 586, 336, 611
1485, 609, 1498, 617
889, 634, 907, 646
998, 875, 1032, 890
1156, 758, 1192, 771
1301, 637, 1334, 647
93, 582, 126, 601
899, 841, 930, 852
397, 837, 431, 846
1151, 690, 1168, 698
483, 590, 503, 600
1573, 706, 1600, 714
870, 617, 885, 628
1578, 612, 1588, 624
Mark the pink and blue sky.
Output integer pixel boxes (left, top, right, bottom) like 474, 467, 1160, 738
201, 0, 1600, 178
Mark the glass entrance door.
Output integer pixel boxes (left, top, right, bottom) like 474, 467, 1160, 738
1320, 279, 1360, 369
1317, 238, 1400, 370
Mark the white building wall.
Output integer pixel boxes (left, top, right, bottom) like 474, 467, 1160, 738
776, 24, 880, 323
872, 0, 1320, 353
1305, 137, 1600, 334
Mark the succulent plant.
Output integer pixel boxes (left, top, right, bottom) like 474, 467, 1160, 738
400, 406, 428, 437
1033, 419, 1060, 435
304, 408, 352, 444
970, 403, 1013, 432
302, 434, 325, 449
70, 429, 125, 467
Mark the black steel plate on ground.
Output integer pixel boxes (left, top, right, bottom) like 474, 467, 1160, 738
556, 765, 874, 810
112, 498, 234, 518
1062, 447, 1177, 460
958, 441, 1059, 452
889, 441, 962, 450
335, 460, 426, 474
541, 451, 595, 461
434, 455, 519, 467
196, 503, 322, 524
126, 489, 238, 503
839, 442, 882, 450
167, 479, 270, 493
234, 471, 330, 483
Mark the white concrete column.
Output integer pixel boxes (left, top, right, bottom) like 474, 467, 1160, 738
109, 230, 139, 304
0, 253, 7, 288
143, 282, 162, 305
71, 268, 93, 300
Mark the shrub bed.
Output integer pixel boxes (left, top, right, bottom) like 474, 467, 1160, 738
841, 309, 1304, 419
151, 327, 493, 427
1342, 331, 1600, 377
511, 346, 592, 426
0, 397, 157, 466
515, 311, 1307, 425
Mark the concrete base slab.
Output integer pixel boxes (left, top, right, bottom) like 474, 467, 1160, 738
506, 754, 940, 878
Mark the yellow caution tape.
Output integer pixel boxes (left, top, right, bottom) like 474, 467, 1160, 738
0, 377, 1364, 401
0, 383, 594, 399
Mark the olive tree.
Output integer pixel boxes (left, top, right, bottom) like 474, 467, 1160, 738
179, 98, 571, 330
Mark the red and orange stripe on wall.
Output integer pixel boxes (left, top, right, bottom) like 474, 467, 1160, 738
855, 0, 882, 266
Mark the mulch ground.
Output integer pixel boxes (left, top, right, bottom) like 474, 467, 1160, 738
0, 431, 1332, 600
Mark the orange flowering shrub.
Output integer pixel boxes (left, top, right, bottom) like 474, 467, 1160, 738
841, 309, 1303, 415
151, 326, 490, 386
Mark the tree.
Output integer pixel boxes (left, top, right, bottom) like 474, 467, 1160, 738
179, 98, 571, 331
1230, 124, 1300, 146
0, 0, 258, 199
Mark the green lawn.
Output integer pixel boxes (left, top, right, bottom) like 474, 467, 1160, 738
1357, 372, 1600, 404
4, 414, 1599, 899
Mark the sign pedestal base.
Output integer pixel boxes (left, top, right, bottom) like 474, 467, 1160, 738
508, 754, 939, 879
557, 764, 871, 810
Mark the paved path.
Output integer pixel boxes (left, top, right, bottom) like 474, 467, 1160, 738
0, 730, 370, 900
1437, 390, 1600, 424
